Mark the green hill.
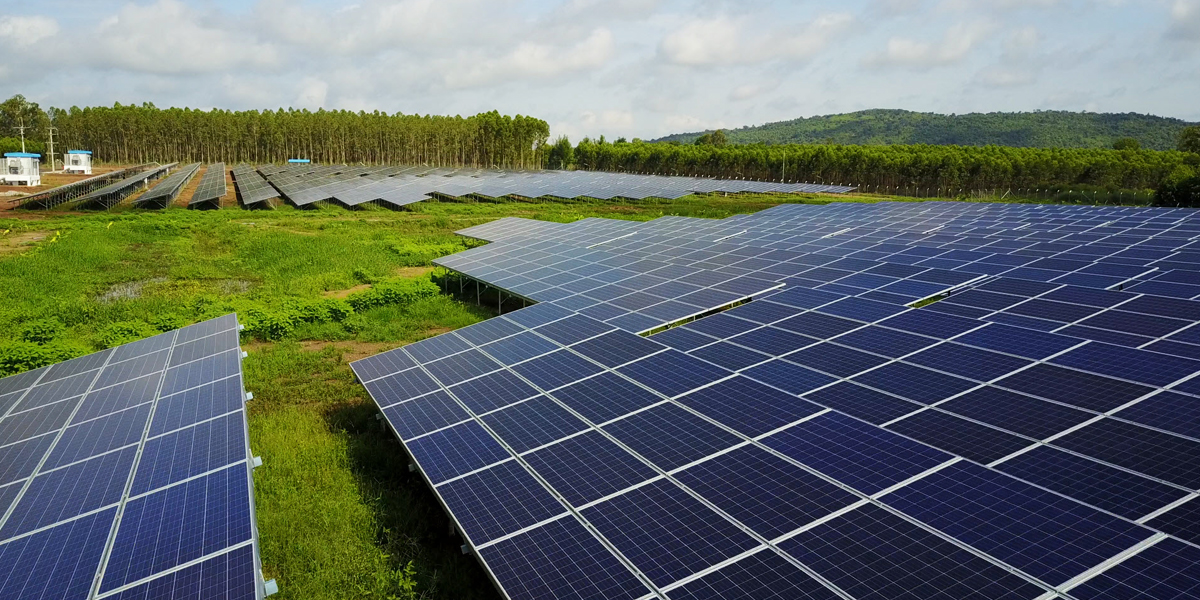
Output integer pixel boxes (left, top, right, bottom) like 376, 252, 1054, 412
653, 109, 1196, 151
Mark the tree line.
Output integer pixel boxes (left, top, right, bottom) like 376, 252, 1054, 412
569, 135, 1200, 195
3, 95, 550, 169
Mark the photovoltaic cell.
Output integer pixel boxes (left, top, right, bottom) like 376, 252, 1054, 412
779, 504, 1045, 600
582, 478, 759, 587
437, 460, 565, 544
478, 517, 651, 600
1069, 538, 1200, 600
995, 445, 1187, 521
763, 412, 951, 495
665, 550, 839, 600
882, 462, 1153, 585
675, 445, 859, 540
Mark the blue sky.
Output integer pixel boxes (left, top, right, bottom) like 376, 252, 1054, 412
2, 0, 1198, 139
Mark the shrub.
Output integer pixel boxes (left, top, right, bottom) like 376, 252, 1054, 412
0, 340, 90, 377
99, 320, 160, 347
148, 313, 188, 333
347, 278, 440, 312
1155, 166, 1200, 207
20, 319, 65, 344
243, 307, 298, 341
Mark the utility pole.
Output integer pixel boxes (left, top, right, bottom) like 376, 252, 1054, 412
47, 126, 57, 172
16, 117, 27, 153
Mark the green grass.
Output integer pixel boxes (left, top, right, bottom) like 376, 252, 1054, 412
0, 192, 862, 599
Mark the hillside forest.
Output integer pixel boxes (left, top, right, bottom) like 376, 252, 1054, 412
654, 109, 1198, 151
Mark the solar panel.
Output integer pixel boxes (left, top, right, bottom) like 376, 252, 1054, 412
0, 314, 272, 599
353, 199, 1200, 600
190, 163, 228, 209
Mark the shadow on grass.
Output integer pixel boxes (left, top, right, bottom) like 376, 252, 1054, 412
323, 400, 503, 600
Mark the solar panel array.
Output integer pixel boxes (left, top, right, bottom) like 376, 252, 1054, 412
18, 165, 157, 210
257, 164, 855, 209
135, 163, 201, 209
0, 314, 270, 600
75, 164, 175, 210
355, 200, 1200, 600
190, 163, 228, 209
230, 164, 280, 208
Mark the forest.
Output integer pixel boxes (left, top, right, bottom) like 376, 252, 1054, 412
655, 109, 1198, 151
569, 138, 1200, 195
2, 95, 550, 169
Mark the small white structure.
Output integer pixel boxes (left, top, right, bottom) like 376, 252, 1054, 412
3, 152, 41, 186
64, 150, 92, 175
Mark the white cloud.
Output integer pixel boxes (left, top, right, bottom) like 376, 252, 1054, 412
1170, 0, 1200, 41
443, 28, 615, 89
295, 77, 329, 109
659, 13, 854, 66
866, 20, 995, 68
89, 0, 278, 74
0, 16, 59, 48
730, 81, 779, 101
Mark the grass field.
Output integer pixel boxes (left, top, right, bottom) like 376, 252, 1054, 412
0, 193, 848, 599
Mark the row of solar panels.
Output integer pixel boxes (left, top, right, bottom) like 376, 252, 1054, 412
259, 164, 856, 209
0, 315, 274, 600
134, 163, 201, 209
356, 200, 1200, 600
16, 165, 158, 210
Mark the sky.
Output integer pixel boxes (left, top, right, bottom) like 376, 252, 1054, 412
1, 0, 1198, 140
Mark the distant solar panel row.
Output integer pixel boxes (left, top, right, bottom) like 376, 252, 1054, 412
230, 165, 279, 208
75, 164, 175, 210
135, 163, 201, 209
18, 165, 157, 210
258, 164, 855, 209
190, 163, 228, 209
357, 200, 1200, 600
0, 314, 270, 600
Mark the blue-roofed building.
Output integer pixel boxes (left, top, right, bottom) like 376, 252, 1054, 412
65, 149, 92, 175
3, 152, 40, 186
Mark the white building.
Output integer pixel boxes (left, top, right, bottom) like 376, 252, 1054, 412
3, 152, 41, 186
64, 150, 92, 175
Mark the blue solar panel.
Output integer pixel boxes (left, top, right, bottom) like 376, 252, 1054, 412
1069, 537, 1200, 600
763, 412, 951, 494
603, 403, 741, 471
996, 445, 1189, 521
405, 421, 511, 484
675, 445, 858, 540
666, 549, 839, 600
448, 369, 539, 414
482, 395, 589, 453
478, 517, 651, 600
1052, 418, 1200, 489
617, 350, 730, 398
1052, 342, 1200, 387
938, 386, 1094, 439
883, 462, 1153, 585
0, 314, 263, 600
383, 391, 470, 440
581, 479, 759, 587
512, 349, 605, 391
886, 409, 1032, 464
357, 202, 1200, 599
677, 376, 823, 437
437, 460, 565, 544
849, 362, 977, 405
779, 504, 1045, 600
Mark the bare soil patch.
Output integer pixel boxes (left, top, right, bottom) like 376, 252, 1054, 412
322, 284, 372, 299
394, 266, 434, 278
0, 231, 50, 255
